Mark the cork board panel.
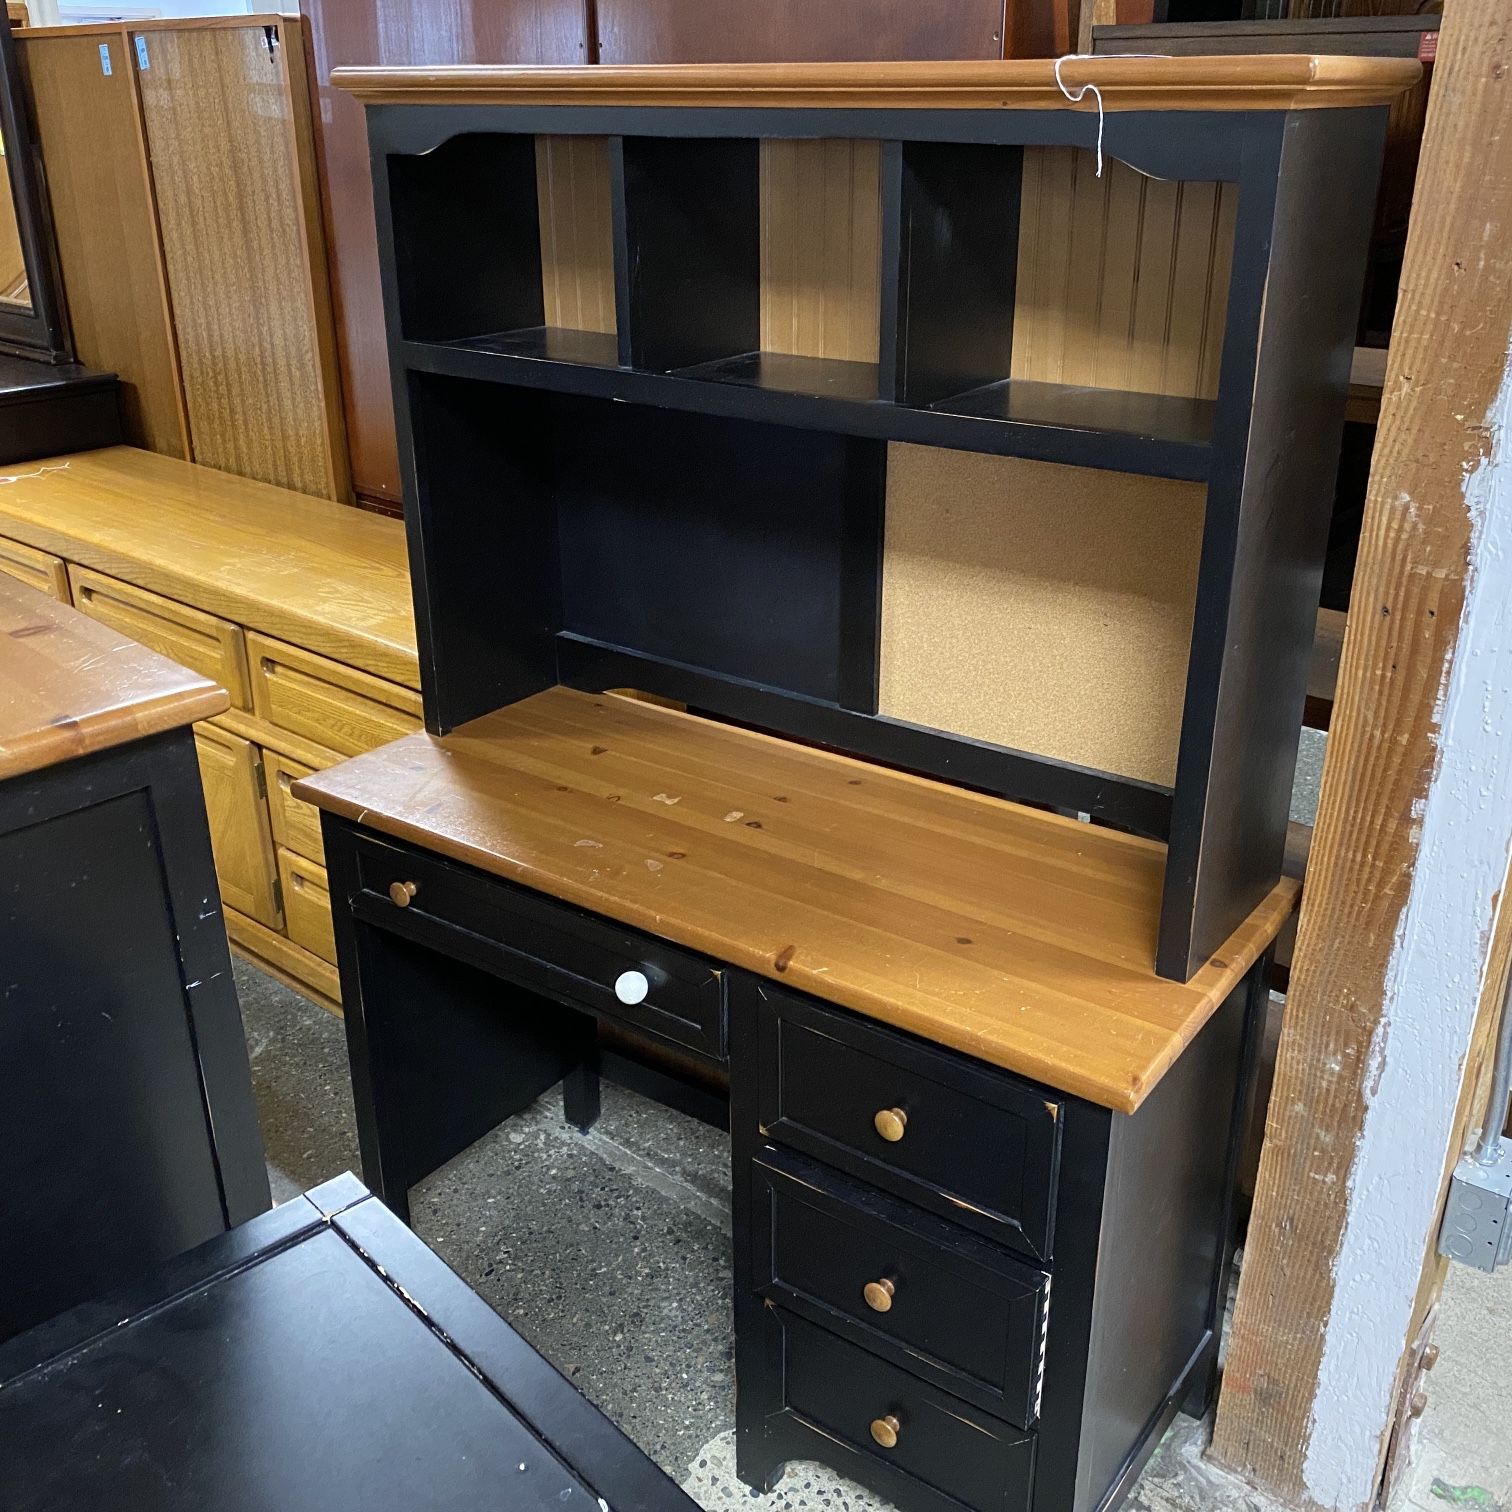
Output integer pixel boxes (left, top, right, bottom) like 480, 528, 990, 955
760, 139, 882, 364
537, 136, 617, 335
878, 444, 1205, 787
1012, 148, 1237, 400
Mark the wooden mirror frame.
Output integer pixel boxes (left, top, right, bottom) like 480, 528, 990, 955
0, 15, 71, 360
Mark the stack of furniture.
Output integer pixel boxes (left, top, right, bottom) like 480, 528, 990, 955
16, 15, 348, 499
298, 53, 1417, 1512
0, 445, 416, 1009
0, 576, 267, 1347
0, 1174, 698, 1512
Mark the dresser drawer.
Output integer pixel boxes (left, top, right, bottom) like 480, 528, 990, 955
755, 988, 1061, 1260
266, 750, 324, 865
350, 833, 726, 1060
280, 848, 336, 966
0, 537, 69, 601
248, 632, 421, 758
767, 1310, 1035, 1512
751, 1148, 1048, 1426
70, 566, 249, 708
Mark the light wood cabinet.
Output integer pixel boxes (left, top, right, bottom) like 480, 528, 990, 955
194, 722, 282, 930
18, 16, 348, 500
0, 538, 69, 601
0, 446, 420, 1012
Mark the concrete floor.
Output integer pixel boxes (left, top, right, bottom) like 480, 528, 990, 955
239, 955, 1512, 1512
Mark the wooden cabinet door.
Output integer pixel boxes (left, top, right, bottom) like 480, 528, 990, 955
194, 723, 282, 929
18, 32, 189, 457
131, 20, 348, 501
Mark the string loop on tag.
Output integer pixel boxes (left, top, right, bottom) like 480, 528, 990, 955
1053, 54, 1105, 177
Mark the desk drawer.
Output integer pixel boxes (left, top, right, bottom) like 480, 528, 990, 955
266, 750, 324, 865
0, 537, 69, 601
70, 567, 249, 708
248, 633, 421, 759
767, 1310, 1035, 1512
352, 834, 725, 1060
280, 848, 336, 965
755, 989, 1061, 1260
752, 1149, 1048, 1426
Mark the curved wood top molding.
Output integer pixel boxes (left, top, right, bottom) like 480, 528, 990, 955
331, 56, 1421, 113
297, 686, 1299, 1112
0, 575, 228, 783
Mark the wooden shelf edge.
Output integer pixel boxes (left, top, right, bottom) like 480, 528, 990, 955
333, 56, 1421, 112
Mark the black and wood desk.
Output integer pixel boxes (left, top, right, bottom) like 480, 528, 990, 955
301, 688, 1297, 1512
0, 1173, 698, 1512
0, 576, 267, 1346
303, 53, 1417, 1512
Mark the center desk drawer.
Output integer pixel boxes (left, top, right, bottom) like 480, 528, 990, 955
752, 1148, 1049, 1426
352, 835, 725, 1060
755, 989, 1061, 1261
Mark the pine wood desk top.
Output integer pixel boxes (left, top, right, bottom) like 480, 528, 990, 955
0, 448, 417, 688
333, 55, 1420, 113
297, 687, 1298, 1113
0, 574, 228, 783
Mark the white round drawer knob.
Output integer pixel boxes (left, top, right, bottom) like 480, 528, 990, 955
614, 970, 650, 1006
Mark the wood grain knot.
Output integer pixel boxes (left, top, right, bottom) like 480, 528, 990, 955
745, 819, 763, 829
590, 745, 608, 755
956, 936, 974, 945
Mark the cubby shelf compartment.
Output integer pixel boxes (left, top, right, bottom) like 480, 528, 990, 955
356, 60, 1409, 982
404, 339, 1213, 482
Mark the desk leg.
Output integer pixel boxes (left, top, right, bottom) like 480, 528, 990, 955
1182, 954, 1271, 1420
324, 821, 578, 1225
563, 1048, 602, 1133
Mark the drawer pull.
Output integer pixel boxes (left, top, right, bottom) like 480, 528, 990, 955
872, 1107, 908, 1143
614, 969, 650, 1006
388, 880, 418, 907
869, 1415, 901, 1449
862, 1277, 896, 1313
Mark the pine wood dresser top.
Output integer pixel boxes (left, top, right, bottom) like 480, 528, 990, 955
0, 448, 417, 688
332, 55, 1420, 112
298, 687, 1298, 1112
0, 574, 227, 783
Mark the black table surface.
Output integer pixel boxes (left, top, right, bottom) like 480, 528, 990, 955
0, 1174, 696, 1512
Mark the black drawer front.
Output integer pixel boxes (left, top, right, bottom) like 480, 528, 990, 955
756, 989, 1060, 1259
351, 833, 725, 1059
752, 1149, 1048, 1426
776, 1311, 1035, 1512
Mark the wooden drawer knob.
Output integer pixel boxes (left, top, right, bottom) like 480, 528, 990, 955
873, 1107, 908, 1142
869, 1415, 901, 1449
388, 880, 418, 907
863, 1278, 896, 1313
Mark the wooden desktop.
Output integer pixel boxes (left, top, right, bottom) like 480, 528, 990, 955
298, 55, 1418, 1512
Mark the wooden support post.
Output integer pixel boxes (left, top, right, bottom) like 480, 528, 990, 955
1211, 6, 1512, 1507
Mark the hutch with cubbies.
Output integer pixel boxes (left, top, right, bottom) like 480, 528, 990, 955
302, 55, 1419, 1512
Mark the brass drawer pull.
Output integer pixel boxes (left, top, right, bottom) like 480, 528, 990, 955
388, 880, 418, 907
869, 1414, 901, 1449
873, 1107, 908, 1142
862, 1277, 896, 1313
